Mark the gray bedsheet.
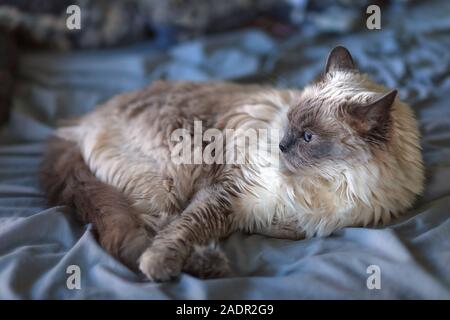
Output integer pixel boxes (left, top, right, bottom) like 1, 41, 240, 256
0, 1, 449, 299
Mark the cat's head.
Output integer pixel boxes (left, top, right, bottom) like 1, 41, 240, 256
280, 46, 399, 173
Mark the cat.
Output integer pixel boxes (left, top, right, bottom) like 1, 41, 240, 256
40, 46, 425, 281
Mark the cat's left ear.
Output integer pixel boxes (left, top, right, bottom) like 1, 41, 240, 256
325, 46, 356, 73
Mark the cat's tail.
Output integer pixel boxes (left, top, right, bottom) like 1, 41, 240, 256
40, 136, 230, 279
40, 136, 152, 270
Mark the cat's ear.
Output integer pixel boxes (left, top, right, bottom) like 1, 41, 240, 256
325, 46, 356, 73
348, 90, 398, 141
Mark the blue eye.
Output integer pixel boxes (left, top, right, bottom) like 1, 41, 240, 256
303, 131, 313, 142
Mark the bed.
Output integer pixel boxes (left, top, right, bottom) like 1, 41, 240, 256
0, 1, 449, 299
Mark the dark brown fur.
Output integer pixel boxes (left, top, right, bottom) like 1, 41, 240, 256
40, 136, 230, 278
40, 136, 152, 270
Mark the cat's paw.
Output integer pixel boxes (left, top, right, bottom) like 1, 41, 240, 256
183, 245, 231, 279
139, 248, 183, 282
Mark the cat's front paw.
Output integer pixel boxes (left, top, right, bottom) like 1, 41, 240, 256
139, 248, 183, 282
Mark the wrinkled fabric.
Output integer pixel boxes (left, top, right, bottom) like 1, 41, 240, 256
0, 0, 449, 299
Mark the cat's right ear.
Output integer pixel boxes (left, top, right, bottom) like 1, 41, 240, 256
325, 46, 356, 73
347, 89, 397, 144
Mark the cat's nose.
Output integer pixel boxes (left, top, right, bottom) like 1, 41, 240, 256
279, 142, 288, 153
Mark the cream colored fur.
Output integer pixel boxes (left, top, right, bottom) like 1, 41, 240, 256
57, 71, 424, 239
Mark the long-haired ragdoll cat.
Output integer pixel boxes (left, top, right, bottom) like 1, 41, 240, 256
41, 47, 424, 281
